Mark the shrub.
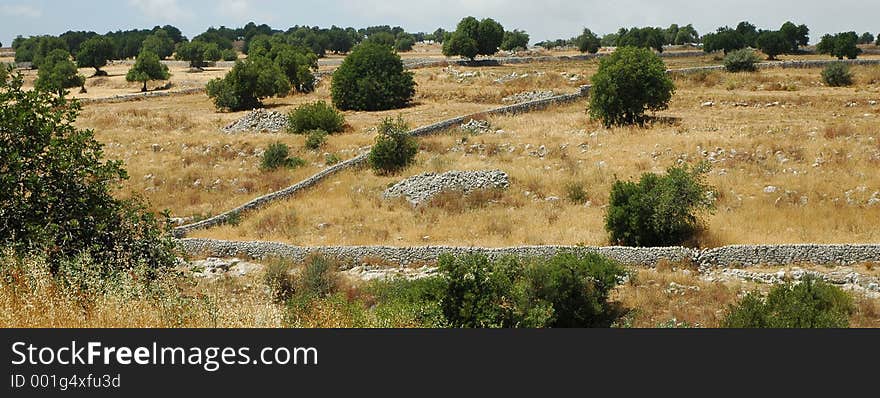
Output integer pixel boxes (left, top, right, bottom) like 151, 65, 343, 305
565, 182, 588, 204
125, 50, 170, 92
821, 62, 853, 87
264, 255, 339, 304
206, 56, 290, 111
221, 48, 238, 61
304, 129, 328, 150
324, 153, 341, 165
76, 36, 114, 76
331, 42, 415, 111
1, 68, 176, 272
287, 101, 345, 134
722, 277, 854, 328
175, 41, 221, 69
368, 116, 418, 175
442, 16, 504, 60
436, 253, 626, 328
605, 162, 716, 247
723, 49, 760, 72
589, 46, 674, 127
260, 143, 305, 171
34, 49, 84, 94
394, 34, 416, 52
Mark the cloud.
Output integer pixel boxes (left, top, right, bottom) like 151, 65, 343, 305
128, 0, 191, 21
218, 0, 250, 17
0, 4, 42, 18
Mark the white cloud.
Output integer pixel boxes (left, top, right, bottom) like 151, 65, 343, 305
0, 4, 42, 18
128, 0, 191, 21
218, 0, 250, 17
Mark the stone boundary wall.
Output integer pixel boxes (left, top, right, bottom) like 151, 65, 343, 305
177, 238, 880, 268
78, 87, 206, 104
668, 58, 880, 75
171, 85, 592, 237
403, 50, 706, 70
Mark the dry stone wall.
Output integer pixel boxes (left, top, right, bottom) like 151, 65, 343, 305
177, 239, 880, 268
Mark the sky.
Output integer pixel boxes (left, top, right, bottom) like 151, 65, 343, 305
1, 0, 879, 47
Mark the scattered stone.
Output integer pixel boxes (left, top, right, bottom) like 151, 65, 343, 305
222, 108, 288, 133
502, 90, 556, 104
459, 119, 491, 134
763, 186, 778, 193
383, 169, 510, 206
701, 101, 714, 107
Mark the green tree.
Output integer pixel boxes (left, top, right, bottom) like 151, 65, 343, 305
14, 35, 68, 66
702, 27, 745, 54
432, 28, 447, 43
331, 42, 415, 111
34, 49, 85, 94
817, 32, 862, 59
245, 35, 318, 93
125, 50, 170, 92
616, 27, 665, 53
174, 41, 209, 69
500, 29, 529, 51
756, 31, 788, 60
858, 32, 875, 44
674, 24, 700, 44
779, 21, 809, 52
0, 67, 175, 271
442, 16, 504, 60
723, 277, 853, 328
574, 28, 601, 54
367, 116, 418, 175
76, 36, 115, 76
735, 21, 759, 47
206, 56, 290, 111
141, 29, 175, 59
605, 162, 715, 246
589, 46, 674, 127
394, 33, 416, 52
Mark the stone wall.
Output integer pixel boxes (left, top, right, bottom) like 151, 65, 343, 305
79, 87, 205, 105
177, 238, 880, 268
172, 85, 592, 237
668, 58, 880, 75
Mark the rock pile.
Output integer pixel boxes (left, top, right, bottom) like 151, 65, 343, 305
502, 90, 556, 104
221, 109, 288, 133
383, 169, 510, 206
459, 118, 491, 134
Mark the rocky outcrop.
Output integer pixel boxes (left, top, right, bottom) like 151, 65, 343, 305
383, 170, 510, 206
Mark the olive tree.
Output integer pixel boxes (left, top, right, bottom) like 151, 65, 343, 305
206, 56, 291, 111
125, 50, 170, 92
574, 28, 601, 54
588, 46, 674, 127
76, 36, 115, 76
442, 16, 504, 60
35, 49, 85, 94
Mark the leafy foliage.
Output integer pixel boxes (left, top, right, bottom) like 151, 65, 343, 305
248, 35, 318, 93
500, 30, 529, 51
817, 32, 862, 60
125, 50, 170, 92
174, 41, 220, 69
723, 49, 760, 72
605, 162, 716, 247
331, 42, 415, 111
574, 28, 601, 54
13, 35, 68, 66
141, 29, 175, 59
442, 16, 504, 60
722, 277, 853, 328
76, 36, 115, 75
756, 31, 788, 60
367, 116, 418, 175
304, 129, 328, 150
34, 49, 84, 94
0, 68, 175, 272
288, 101, 345, 134
702, 27, 746, 54
260, 143, 305, 171
821, 62, 853, 87
615, 27, 665, 53
206, 56, 290, 111
589, 46, 674, 127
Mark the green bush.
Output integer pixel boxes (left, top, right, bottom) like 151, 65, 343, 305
287, 101, 345, 134
605, 162, 715, 247
331, 42, 415, 111
442, 17, 504, 60
436, 253, 627, 328
1, 68, 175, 273
260, 142, 305, 171
363, 277, 447, 327
304, 129, 328, 150
206, 56, 290, 111
76, 36, 115, 76
821, 62, 853, 87
574, 28, 601, 54
722, 277, 854, 328
723, 49, 760, 72
565, 182, 588, 204
221, 48, 238, 61
500, 30, 529, 51
34, 49, 84, 94
589, 46, 674, 127
367, 116, 418, 175
264, 255, 339, 304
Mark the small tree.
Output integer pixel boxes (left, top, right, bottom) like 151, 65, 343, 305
331, 42, 415, 111
35, 49, 85, 95
288, 101, 345, 134
125, 50, 170, 92
442, 16, 504, 60
206, 56, 290, 111
76, 36, 115, 76
722, 277, 853, 328
394, 34, 416, 52
858, 32, 875, 45
367, 116, 418, 175
723, 49, 760, 72
500, 29, 529, 51
174, 41, 210, 69
260, 143, 305, 171
574, 28, 601, 54
821, 62, 853, 87
589, 46, 674, 127
817, 32, 862, 60
702, 28, 745, 54
779, 21, 809, 52
605, 162, 715, 247
141, 29, 175, 59
755, 31, 788, 60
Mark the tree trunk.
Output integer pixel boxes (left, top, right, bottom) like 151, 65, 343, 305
142, 81, 148, 92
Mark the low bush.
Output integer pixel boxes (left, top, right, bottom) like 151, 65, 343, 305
723, 49, 760, 72
288, 101, 345, 134
304, 129, 328, 150
565, 182, 588, 204
722, 277, 854, 328
605, 162, 716, 247
821, 62, 853, 87
367, 116, 418, 175
260, 143, 305, 171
